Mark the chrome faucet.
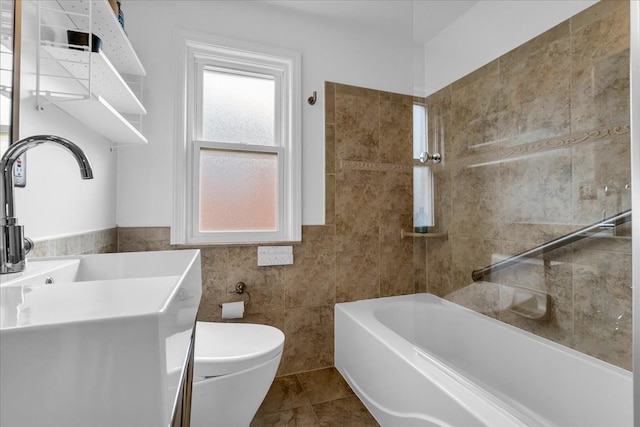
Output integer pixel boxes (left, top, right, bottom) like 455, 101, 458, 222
0, 135, 93, 274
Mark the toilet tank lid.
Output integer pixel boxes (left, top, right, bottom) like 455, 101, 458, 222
193, 321, 285, 377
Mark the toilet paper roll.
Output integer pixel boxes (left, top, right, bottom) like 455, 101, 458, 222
221, 301, 244, 319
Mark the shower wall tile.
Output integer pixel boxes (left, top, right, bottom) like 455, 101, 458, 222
380, 237, 413, 297
450, 236, 501, 296
413, 239, 427, 293
541, 246, 575, 346
335, 84, 380, 162
335, 235, 379, 303
379, 171, 412, 240
498, 21, 571, 146
325, 174, 335, 225
425, 1, 631, 370
335, 169, 381, 236
425, 238, 451, 296
325, 81, 336, 125
499, 149, 573, 225
451, 165, 501, 239
432, 169, 452, 233
325, 123, 336, 174
449, 60, 501, 157
379, 91, 413, 165
498, 222, 575, 247
572, 247, 632, 370
570, 2, 630, 133
572, 134, 632, 225
570, 0, 627, 31
426, 86, 452, 160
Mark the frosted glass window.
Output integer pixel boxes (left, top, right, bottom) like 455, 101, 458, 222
199, 148, 278, 231
413, 103, 434, 231
413, 104, 427, 159
173, 31, 300, 245
202, 70, 275, 145
414, 165, 434, 230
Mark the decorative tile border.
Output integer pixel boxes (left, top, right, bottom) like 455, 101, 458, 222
338, 160, 413, 173
435, 122, 630, 171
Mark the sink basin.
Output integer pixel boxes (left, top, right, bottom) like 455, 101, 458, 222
0, 250, 202, 427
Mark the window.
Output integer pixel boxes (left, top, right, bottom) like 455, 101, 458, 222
172, 31, 301, 244
413, 102, 434, 231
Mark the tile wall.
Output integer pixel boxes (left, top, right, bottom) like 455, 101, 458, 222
117, 82, 415, 376
422, 0, 632, 370
26, 228, 117, 257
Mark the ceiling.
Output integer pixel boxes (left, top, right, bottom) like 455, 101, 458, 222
261, 0, 479, 44
413, 0, 478, 43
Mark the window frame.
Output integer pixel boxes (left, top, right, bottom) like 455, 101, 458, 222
172, 30, 301, 245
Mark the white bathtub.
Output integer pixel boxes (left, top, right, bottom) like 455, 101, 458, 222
335, 293, 633, 427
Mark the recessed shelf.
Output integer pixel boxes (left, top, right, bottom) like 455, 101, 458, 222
400, 230, 448, 239
53, 95, 147, 146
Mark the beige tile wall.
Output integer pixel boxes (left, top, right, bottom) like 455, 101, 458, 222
423, 1, 632, 370
26, 228, 117, 257
117, 82, 415, 376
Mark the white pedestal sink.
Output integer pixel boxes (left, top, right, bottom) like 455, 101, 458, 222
0, 250, 202, 427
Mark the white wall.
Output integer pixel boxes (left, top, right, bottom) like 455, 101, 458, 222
116, 0, 414, 227
422, 0, 598, 96
14, 0, 117, 241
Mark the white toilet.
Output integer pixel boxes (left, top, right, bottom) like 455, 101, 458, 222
190, 321, 285, 427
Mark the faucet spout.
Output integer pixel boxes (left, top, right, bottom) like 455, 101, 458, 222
0, 135, 94, 274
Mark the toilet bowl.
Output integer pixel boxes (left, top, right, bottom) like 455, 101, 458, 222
190, 321, 285, 427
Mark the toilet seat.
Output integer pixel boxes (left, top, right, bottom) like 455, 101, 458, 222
194, 321, 285, 377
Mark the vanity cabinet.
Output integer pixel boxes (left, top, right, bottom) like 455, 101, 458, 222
171, 326, 196, 427
0, 250, 203, 427
36, 0, 147, 146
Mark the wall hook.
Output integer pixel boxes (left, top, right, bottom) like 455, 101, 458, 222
307, 91, 317, 105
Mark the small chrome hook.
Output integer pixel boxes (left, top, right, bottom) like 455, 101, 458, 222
307, 91, 317, 105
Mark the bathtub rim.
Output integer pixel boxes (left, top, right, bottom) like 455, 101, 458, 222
339, 293, 631, 380
335, 292, 632, 427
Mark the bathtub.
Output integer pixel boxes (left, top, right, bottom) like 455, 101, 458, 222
335, 293, 633, 427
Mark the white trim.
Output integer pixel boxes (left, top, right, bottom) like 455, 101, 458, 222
172, 30, 301, 245
630, 0, 639, 422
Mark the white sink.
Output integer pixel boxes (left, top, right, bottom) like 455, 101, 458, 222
0, 250, 202, 427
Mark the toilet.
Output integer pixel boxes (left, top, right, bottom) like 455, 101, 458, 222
190, 321, 285, 427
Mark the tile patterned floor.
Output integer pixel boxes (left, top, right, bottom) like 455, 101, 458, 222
251, 367, 379, 426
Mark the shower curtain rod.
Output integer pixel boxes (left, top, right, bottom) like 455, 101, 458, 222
472, 209, 632, 282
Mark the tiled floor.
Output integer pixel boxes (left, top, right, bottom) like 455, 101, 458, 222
251, 367, 379, 426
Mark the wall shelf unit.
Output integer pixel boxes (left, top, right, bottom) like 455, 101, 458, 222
37, 0, 147, 147
55, 95, 147, 146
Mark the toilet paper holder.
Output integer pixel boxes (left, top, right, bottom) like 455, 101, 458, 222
219, 282, 251, 307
